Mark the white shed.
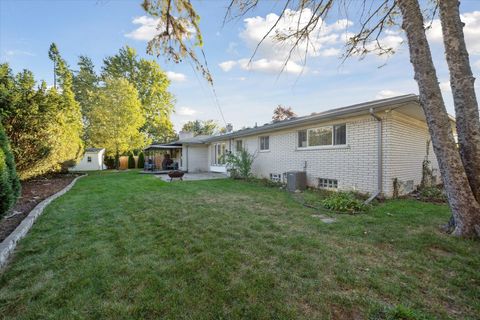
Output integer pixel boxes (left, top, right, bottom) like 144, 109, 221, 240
69, 148, 106, 171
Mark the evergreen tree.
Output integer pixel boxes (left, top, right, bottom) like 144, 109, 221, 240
0, 122, 21, 218
73, 56, 99, 140
137, 152, 145, 169
128, 152, 136, 169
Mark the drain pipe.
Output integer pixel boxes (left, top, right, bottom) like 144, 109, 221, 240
365, 108, 382, 204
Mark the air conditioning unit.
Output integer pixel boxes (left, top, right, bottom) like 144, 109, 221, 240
286, 171, 307, 192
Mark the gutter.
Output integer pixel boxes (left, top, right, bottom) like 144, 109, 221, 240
365, 108, 383, 204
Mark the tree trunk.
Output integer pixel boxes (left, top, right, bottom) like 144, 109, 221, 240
439, 0, 480, 202
397, 0, 480, 237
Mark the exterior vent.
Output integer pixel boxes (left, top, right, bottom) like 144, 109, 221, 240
270, 173, 282, 183
318, 178, 338, 189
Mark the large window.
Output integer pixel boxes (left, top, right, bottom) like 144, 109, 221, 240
214, 143, 226, 165
259, 136, 270, 151
298, 124, 346, 148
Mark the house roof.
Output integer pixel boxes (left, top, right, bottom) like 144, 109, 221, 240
176, 135, 212, 144
205, 94, 420, 142
85, 148, 105, 153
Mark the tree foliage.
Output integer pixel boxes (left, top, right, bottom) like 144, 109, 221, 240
87, 78, 146, 161
181, 119, 218, 136
0, 122, 21, 218
1, 46, 83, 180
102, 46, 176, 143
224, 149, 256, 179
73, 56, 99, 123
273, 105, 296, 121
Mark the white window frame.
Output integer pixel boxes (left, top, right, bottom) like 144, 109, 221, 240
297, 124, 347, 149
259, 136, 270, 152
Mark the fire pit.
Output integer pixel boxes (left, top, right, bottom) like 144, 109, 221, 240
168, 170, 185, 181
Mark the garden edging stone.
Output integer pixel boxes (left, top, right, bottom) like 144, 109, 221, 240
0, 174, 86, 269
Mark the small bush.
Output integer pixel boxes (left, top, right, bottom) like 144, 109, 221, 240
137, 152, 145, 169
128, 153, 136, 169
257, 178, 284, 188
418, 186, 445, 202
224, 150, 255, 179
321, 191, 367, 214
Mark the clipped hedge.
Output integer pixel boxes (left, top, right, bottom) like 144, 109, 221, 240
137, 152, 145, 169
0, 122, 21, 218
128, 153, 136, 169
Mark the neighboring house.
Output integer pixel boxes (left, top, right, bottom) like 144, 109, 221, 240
69, 148, 106, 171
147, 94, 455, 197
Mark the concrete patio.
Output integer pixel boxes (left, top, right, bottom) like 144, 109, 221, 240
156, 172, 228, 182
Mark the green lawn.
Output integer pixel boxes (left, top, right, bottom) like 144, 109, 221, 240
1, 171, 479, 319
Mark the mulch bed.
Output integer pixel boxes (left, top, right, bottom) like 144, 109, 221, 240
0, 173, 81, 242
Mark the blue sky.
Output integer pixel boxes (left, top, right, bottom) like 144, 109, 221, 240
1, 0, 479, 131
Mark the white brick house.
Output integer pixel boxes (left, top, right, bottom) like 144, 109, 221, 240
159, 95, 455, 197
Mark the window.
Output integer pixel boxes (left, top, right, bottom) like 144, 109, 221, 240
298, 124, 346, 148
236, 140, 243, 152
318, 178, 338, 189
214, 143, 227, 165
87, 156, 92, 163
259, 136, 269, 151
333, 124, 346, 145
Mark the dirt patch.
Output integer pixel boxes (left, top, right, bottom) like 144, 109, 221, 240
0, 173, 80, 242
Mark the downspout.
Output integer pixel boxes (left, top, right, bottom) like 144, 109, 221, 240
365, 108, 383, 204
185, 145, 189, 172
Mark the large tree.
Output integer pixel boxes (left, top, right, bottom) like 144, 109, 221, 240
273, 105, 296, 121
181, 119, 218, 136
140, 0, 480, 237
87, 78, 146, 168
102, 46, 175, 143
0, 61, 82, 179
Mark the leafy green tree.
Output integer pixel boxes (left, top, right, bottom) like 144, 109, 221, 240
181, 120, 218, 136
102, 46, 175, 142
0, 122, 21, 218
87, 78, 146, 169
224, 149, 255, 179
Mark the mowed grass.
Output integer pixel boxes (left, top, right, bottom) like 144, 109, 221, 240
0, 171, 479, 319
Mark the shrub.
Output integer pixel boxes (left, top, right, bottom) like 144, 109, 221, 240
0, 122, 21, 218
417, 186, 446, 203
137, 152, 145, 169
128, 153, 136, 169
224, 149, 255, 179
321, 191, 367, 214
104, 156, 115, 169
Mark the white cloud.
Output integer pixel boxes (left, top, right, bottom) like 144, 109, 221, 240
239, 9, 352, 62
125, 16, 161, 41
439, 81, 451, 92
219, 60, 237, 72
166, 71, 187, 82
427, 11, 480, 55
238, 58, 304, 75
177, 107, 197, 116
3, 49, 35, 57
375, 90, 403, 99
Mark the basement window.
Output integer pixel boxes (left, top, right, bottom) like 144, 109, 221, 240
270, 173, 282, 183
87, 156, 92, 163
318, 178, 338, 189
